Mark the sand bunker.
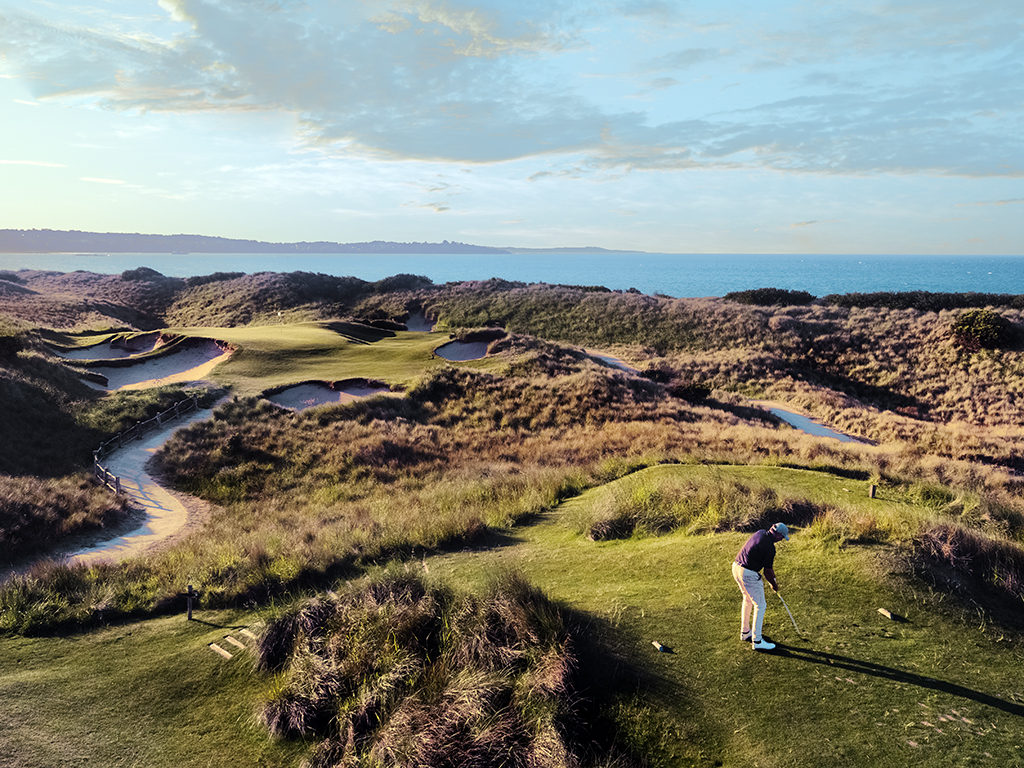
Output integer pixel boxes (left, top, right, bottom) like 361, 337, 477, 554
266, 381, 391, 411
435, 340, 490, 361
405, 311, 436, 332
87, 339, 231, 390
51, 332, 161, 361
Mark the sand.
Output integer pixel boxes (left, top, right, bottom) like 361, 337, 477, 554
266, 381, 391, 411
435, 340, 490, 361
86, 340, 231, 390
68, 404, 221, 566
585, 349, 639, 373
749, 400, 865, 444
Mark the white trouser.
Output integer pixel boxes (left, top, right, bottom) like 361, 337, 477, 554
732, 561, 767, 640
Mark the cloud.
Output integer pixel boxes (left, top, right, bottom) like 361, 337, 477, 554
405, 200, 451, 212
0, 1, 1020, 176
80, 177, 127, 184
0, 159, 66, 167
644, 48, 723, 72
790, 219, 839, 228
958, 198, 1024, 206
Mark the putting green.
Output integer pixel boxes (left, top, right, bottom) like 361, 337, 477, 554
167, 322, 504, 396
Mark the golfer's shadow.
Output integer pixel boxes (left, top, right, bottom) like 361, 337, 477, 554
773, 643, 1024, 717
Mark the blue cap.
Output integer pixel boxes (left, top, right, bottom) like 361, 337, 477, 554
771, 522, 790, 541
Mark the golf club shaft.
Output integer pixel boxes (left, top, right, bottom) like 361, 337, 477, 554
776, 591, 801, 634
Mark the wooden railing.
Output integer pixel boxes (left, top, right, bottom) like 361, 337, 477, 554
92, 395, 201, 495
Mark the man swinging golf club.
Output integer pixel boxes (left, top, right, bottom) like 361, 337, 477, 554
732, 522, 789, 651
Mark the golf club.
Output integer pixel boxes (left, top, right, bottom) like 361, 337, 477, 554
775, 590, 802, 636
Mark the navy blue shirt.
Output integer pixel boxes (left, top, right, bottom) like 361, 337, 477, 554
735, 530, 776, 573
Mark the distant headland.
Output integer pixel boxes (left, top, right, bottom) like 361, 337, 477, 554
0, 229, 642, 255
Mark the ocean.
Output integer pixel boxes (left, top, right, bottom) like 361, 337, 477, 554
3, 252, 1024, 298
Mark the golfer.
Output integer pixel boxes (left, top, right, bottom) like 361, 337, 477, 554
732, 522, 789, 651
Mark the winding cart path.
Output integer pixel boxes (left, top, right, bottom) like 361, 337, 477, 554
70, 404, 219, 566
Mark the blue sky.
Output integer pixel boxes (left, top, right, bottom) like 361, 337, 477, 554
1, 0, 1021, 253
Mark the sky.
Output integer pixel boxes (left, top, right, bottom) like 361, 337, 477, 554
0, 0, 1022, 253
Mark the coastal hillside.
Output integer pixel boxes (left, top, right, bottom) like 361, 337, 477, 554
0, 229, 509, 254
1, 270, 1023, 767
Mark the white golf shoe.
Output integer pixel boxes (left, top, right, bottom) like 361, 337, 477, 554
751, 638, 776, 651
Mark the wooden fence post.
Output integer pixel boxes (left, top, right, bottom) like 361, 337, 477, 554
186, 584, 197, 620
868, 484, 877, 499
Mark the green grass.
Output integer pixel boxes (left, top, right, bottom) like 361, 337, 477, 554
0, 609, 306, 767
166, 322, 504, 396
425, 477, 1024, 768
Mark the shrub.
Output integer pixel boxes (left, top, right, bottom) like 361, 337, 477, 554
723, 288, 816, 306
823, 291, 1024, 311
183, 271, 246, 287
949, 308, 1014, 351
120, 267, 166, 281
372, 273, 434, 293
908, 523, 1024, 619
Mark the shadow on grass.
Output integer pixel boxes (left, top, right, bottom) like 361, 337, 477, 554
773, 644, 1024, 717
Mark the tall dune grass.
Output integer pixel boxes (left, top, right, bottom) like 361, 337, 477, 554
257, 571, 628, 768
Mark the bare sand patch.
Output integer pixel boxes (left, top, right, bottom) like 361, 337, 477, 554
265, 380, 391, 411
87, 339, 232, 390
749, 399, 867, 444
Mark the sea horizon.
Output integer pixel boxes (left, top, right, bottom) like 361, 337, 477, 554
4, 251, 1024, 299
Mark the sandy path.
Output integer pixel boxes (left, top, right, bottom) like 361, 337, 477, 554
69, 404, 219, 566
749, 399, 867, 444
585, 349, 639, 373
